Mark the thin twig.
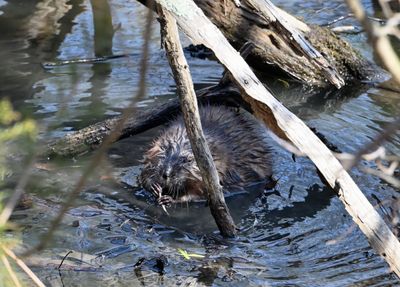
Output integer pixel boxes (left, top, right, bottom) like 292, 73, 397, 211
342, 117, 400, 170
1, 253, 22, 287
2, 246, 45, 287
0, 154, 36, 226
323, 13, 386, 27
22, 1, 155, 257
58, 250, 73, 270
360, 166, 400, 188
41, 54, 130, 68
323, 14, 352, 26
346, 0, 400, 83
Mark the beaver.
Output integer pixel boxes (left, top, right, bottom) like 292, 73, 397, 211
138, 105, 272, 205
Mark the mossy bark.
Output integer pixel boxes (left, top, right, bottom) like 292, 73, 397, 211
194, 0, 376, 87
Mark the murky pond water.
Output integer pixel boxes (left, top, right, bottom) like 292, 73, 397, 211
1, 0, 399, 286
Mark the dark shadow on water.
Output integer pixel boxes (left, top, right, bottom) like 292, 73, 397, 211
94, 179, 335, 236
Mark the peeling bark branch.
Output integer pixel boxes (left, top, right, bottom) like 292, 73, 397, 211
157, 6, 236, 237
156, 0, 400, 277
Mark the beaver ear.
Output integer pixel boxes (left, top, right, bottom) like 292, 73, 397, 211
142, 146, 161, 162
187, 153, 195, 161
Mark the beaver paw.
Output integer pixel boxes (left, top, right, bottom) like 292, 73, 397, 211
158, 195, 174, 207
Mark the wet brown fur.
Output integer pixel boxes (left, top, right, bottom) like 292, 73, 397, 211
138, 106, 272, 202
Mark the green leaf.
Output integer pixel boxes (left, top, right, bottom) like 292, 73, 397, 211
177, 248, 204, 259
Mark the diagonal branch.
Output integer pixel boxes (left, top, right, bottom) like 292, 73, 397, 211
156, 0, 400, 277
157, 5, 236, 237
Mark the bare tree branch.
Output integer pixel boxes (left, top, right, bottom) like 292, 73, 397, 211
157, 5, 237, 237
155, 0, 400, 277
346, 0, 400, 83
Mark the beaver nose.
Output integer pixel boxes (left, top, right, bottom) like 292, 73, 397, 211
162, 166, 172, 179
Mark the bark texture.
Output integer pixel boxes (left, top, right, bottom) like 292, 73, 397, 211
46, 86, 244, 158
158, 6, 237, 237
156, 0, 400, 277
194, 0, 375, 87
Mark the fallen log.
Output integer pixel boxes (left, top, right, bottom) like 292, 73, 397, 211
193, 0, 376, 88
46, 86, 246, 158
137, 0, 377, 88
156, 0, 400, 277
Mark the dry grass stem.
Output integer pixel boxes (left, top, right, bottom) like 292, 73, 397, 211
1, 253, 22, 287
2, 246, 45, 287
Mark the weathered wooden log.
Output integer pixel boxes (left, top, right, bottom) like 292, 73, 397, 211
192, 0, 376, 88
46, 86, 245, 158
158, 6, 236, 237
156, 0, 400, 277
137, 0, 376, 87
242, 0, 345, 88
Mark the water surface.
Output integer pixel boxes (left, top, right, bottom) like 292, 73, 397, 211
1, 0, 399, 286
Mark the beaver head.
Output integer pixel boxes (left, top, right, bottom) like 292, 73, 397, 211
139, 125, 202, 200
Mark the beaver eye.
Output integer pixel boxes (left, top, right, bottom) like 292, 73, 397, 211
181, 157, 190, 163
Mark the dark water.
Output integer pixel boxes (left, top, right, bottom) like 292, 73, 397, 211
1, 0, 399, 286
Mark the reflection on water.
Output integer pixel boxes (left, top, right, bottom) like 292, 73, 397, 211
1, 0, 399, 286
